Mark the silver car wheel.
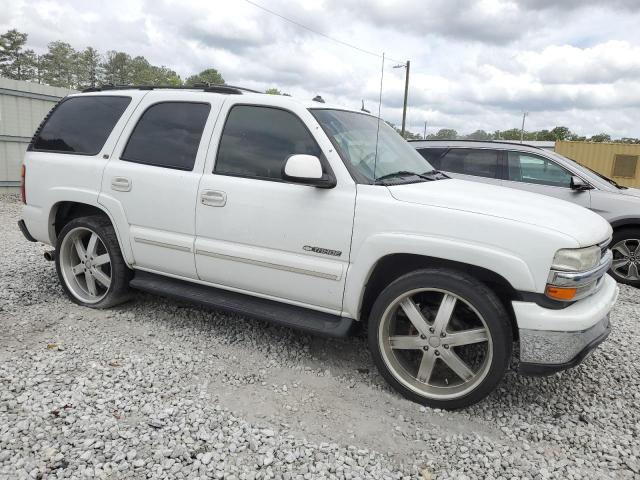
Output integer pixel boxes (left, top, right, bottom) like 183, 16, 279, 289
611, 238, 640, 281
378, 288, 493, 400
59, 227, 112, 304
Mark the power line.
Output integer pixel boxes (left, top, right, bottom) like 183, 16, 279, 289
243, 0, 404, 64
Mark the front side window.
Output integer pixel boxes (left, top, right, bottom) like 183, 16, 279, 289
215, 105, 322, 180
439, 149, 499, 178
417, 148, 448, 170
311, 109, 433, 183
507, 152, 573, 187
122, 102, 210, 171
31, 96, 131, 154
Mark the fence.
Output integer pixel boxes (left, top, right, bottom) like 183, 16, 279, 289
0, 77, 75, 192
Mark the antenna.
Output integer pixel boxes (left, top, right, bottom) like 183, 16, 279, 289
373, 53, 385, 182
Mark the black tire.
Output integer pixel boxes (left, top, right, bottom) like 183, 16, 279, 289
368, 268, 512, 409
55, 215, 132, 309
609, 227, 640, 287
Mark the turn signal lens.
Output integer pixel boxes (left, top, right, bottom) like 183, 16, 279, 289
545, 285, 577, 301
20, 164, 26, 204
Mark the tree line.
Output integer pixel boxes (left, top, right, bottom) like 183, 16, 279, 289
0, 28, 225, 89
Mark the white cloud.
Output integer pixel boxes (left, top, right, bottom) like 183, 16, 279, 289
1, 0, 640, 137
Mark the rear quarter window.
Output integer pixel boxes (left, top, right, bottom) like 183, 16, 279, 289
30, 96, 131, 155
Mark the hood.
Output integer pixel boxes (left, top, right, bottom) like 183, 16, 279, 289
387, 179, 611, 247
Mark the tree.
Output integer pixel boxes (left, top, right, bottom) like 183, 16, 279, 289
41, 41, 76, 88
550, 126, 572, 141
434, 128, 458, 139
185, 68, 224, 86
464, 129, 491, 140
498, 128, 521, 140
101, 51, 132, 85
265, 87, 282, 95
0, 29, 37, 80
589, 133, 611, 143
76, 47, 101, 88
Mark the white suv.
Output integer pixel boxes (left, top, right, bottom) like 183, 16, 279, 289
18, 85, 618, 409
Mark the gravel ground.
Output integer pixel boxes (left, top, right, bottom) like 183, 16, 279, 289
1, 193, 639, 480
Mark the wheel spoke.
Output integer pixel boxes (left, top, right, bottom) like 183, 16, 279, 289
389, 335, 423, 350
399, 298, 430, 337
445, 328, 489, 347
432, 294, 457, 335
416, 350, 437, 383
629, 263, 640, 280
92, 268, 111, 288
440, 350, 474, 381
612, 258, 630, 270
613, 242, 631, 257
74, 238, 86, 258
85, 272, 97, 296
72, 263, 84, 276
93, 253, 110, 266
86, 233, 98, 257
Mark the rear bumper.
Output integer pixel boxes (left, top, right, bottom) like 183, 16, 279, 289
17, 219, 37, 242
513, 275, 618, 376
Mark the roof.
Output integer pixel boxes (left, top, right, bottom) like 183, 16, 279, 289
409, 139, 550, 152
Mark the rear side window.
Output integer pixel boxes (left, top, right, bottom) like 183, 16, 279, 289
31, 96, 131, 154
121, 102, 211, 171
215, 105, 322, 180
417, 148, 448, 170
507, 152, 573, 187
439, 148, 499, 178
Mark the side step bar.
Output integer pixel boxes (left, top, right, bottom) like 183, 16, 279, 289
129, 271, 355, 337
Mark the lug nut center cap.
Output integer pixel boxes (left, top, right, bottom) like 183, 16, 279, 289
428, 336, 441, 348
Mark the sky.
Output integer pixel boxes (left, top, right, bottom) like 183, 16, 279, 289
2, 0, 640, 138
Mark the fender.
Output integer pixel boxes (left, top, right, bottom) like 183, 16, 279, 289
45, 187, 135, 266
609, 217, 640, 231
343, 232, 536, 319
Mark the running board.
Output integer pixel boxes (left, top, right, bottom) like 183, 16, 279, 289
129, 271, 354, 337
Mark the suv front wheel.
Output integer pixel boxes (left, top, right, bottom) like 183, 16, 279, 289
368, 269, 512, 409
55, 215, 132, 309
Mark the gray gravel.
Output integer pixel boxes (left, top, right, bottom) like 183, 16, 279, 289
1, 193, 639, 480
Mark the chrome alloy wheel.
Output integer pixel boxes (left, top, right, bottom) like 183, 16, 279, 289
611, 238, 640, 281
378, 288, 493, 400
59, 227, 112, 303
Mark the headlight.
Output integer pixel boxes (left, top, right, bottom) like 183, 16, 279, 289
551, 246, 601, 272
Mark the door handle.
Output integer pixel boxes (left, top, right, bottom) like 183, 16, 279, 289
201, 190, 227, 207
111, 177, 131, 192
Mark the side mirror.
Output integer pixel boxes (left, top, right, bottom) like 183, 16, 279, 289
570, 175, 591, 191
282, 154, 336, 188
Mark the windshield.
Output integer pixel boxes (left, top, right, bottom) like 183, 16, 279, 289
547, 151, 626, 189
311, 109, 435, 184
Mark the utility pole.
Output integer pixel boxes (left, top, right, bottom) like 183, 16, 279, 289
423, 121, 427, 139
520, 112, 528, 143
394, 61, 410, 137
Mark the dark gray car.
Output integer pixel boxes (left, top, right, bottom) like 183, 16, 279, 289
412, 140, 640, 287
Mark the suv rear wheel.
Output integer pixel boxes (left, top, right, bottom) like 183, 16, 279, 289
368, 269, 512, 409
55, 215, 132, 308
610, 227, 640, 287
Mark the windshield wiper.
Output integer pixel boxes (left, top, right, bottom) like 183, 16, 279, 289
374, 171, 432, 184
422, 169, 449, 179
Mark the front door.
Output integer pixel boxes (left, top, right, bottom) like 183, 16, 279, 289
99, 92, 221, 278
194, 103, 356, 313
501, 151, 591, 208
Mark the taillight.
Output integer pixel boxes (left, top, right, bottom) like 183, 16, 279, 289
20, 164, 26, 204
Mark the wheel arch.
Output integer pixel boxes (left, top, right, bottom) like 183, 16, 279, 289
354, 253, 521, 339
48, 200, 133, 265
610, 217, 640, 232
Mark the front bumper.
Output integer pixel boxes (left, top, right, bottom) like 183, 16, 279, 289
514, 274, 619, 376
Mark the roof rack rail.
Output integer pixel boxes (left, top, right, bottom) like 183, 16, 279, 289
408, 138, 546, 150
81, 83, 262, 95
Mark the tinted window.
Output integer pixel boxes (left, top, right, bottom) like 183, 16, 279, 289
440, 149, 499, 178
417, 148, 448, 170
122, 102, 210, 171
32, 96, 131, 154
215, 105, 322, 180
507, 152, 573, 187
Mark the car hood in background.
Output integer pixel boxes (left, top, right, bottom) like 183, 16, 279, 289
387, 179, 611, 247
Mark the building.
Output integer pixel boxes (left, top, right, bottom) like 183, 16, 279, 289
0, 77, 75, 192
555, 140, 640, 188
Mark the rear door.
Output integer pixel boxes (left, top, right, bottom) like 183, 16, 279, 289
99, 91, 222, 278
419, 148, 502, 186
501, 150, 591, 208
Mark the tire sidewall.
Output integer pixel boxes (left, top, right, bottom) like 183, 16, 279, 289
368, 269, 512, 409
55, 216, 125, 308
